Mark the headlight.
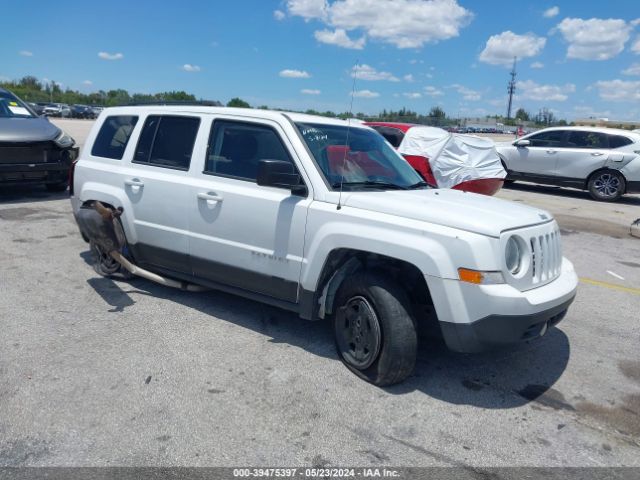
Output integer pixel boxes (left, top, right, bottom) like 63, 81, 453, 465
54, 131, 75, 148
505, 236, 523, 275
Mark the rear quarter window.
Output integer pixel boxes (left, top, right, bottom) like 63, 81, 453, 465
91, 116, 139, 159
608, 134, 633, 149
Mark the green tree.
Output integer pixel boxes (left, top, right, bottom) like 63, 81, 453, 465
427, 106, 446, 126
227, 97, 250, 108
515, 108, 530, 122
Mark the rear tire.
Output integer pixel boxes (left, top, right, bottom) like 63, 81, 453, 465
89, 217, 133, 280
588, 170, 625, 202
333, 270, 417, 386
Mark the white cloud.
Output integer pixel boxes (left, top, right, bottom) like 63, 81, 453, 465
424, 86, 444, 96
403, 74, 414, 82
351, 64, 399, 81
19, 50, 33, 57
279, 69, 311, 78
594, 79, 640, 101
530, 61, 544, 69
314, 28, 365, 49
286, 0, 328, 20
301, 89, 321, 95
273, 10, 286, 21
517, 79, 576, 101
290, 0, 473, 49
98, 51, 123, 60
622, 63, 640, 76
632, 37, 640, 54
82, 80, 93, 86
556, 18, 632, 61
182, 64, 201, 72
479, 31, 546, 66
353, 89, 379, 98
402, 92, 422, 99
543, 6, 559, 18
449, 84, 481, 101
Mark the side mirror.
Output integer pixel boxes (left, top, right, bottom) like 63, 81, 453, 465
257, 160, 307, 196
514, 139, 530, 147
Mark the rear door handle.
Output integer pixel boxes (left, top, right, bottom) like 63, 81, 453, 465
591, 152, 605, 157
197, 192, 223, 206
546, 150, 557, 154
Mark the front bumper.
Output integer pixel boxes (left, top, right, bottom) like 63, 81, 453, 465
0, 146, 77, 185
426, 258, 578, 353
439, 296, 574, 353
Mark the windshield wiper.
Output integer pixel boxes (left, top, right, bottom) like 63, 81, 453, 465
331, 181, 409, 190
407, 181, 430, 189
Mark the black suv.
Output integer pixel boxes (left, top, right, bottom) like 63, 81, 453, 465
0, 88, 78, 190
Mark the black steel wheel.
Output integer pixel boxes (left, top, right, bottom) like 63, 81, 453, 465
333, 269, 417, 386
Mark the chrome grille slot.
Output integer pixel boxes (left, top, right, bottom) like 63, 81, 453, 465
505, 221, 563, 292
530, 229, 561, 286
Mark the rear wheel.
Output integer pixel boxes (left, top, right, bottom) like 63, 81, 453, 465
588, 170, 625, 202
89, 217, 133, 279
333, 270, 417, 386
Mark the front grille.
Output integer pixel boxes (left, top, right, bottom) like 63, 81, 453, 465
530, 229, 562, 286
0, 142, 61, 165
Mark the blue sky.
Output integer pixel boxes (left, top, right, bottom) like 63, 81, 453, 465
2, 0, 640, 120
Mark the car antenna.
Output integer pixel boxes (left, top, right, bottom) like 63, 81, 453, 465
337, 60, 359, 211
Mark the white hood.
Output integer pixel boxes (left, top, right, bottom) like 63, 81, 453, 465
342, 188, 552, 237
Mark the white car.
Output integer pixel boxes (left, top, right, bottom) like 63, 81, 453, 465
70, 106, 578, 385
497, 126, 640, 201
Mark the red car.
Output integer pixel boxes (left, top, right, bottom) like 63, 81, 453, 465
365, 122, 506, 196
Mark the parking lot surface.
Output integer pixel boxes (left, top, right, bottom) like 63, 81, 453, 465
0, 119, 639, 467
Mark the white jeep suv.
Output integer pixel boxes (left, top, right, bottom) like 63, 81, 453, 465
71, 106, 578, 386
497, 126, 640, 201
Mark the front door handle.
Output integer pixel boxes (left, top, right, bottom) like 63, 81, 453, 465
197, 192, 223, 206
546, 149, 557, 154
591, 152, 605, 157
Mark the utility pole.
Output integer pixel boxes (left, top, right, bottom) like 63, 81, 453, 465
506, 57, 517, 119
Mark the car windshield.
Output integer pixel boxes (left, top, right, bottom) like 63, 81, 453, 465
0, 91, 36, 118
295, 122, 428, 191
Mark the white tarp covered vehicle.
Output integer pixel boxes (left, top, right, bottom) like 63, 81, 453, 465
398, 126, 506, 194
366, 122, 507, 195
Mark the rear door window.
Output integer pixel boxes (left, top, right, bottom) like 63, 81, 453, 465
133, 115, 200, 170
91, 115, 139, 159
566, 131, 608, 149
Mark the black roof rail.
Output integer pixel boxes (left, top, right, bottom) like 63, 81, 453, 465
123, 100, 223, 107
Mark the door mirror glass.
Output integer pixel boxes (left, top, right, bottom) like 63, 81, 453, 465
257, 159, 307, 195
514, 139, 530, 147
